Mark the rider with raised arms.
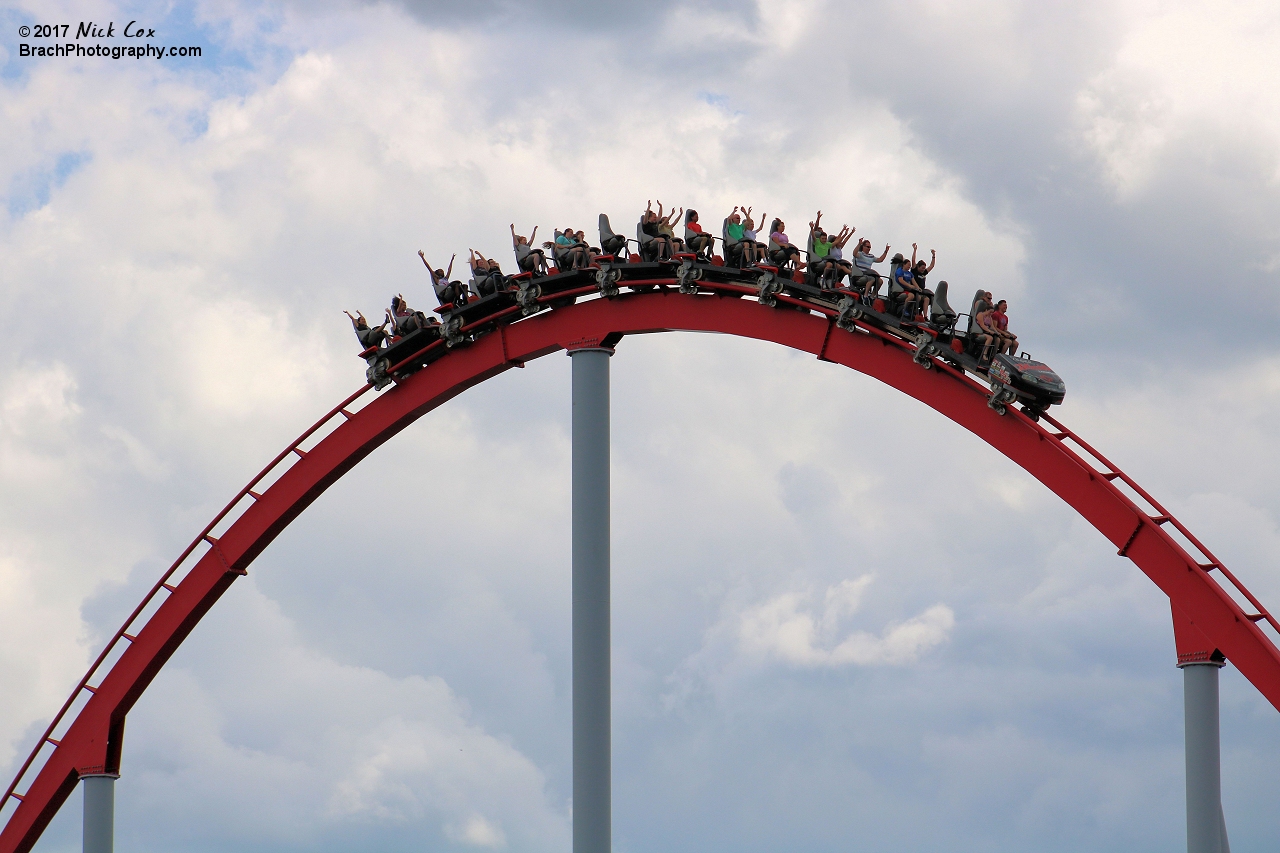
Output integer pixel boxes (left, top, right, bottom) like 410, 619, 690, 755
419, 251, 467, 307
511, 224, 549, 275
850, 238, 889, 296
344, 310, 388, 351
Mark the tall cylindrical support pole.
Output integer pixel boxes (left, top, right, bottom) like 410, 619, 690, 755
82, 774, 116, 853
1182, 661, 1230, 853
571, 348, 611, 853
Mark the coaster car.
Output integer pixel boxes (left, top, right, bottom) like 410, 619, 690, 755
364, 318, 444, 389
986, 353, 1066, 414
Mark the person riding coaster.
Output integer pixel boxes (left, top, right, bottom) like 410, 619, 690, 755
907, 244, 936, 317
510, 224, 549, 276
575, 230, 601, 263
805, 212, 853, 289
419, 251, 468, 307
848, 238, 889, 298
966, 289, 993, 353
824, 224, 855, 286
684, 209, 715, 260
768, 217, 803, 272
971, 297, 1006, 363
743, 208, 766, 262
545, 227, 591, 270
989, 299, 1017, 355
721, 206, 760, 267
388, 294, 437, 338
344, 310, 388, 351
469, 249, 510, 298
889, 246, 934, 321
346, 309, 392, 390
886, 253, 906, 307
639, 201, 677, 262
656, 201, 686, 254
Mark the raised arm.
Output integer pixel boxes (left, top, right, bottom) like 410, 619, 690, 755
418, 250, 439, 285
911, 243, 918, 267
875, 244, 890, 263
529, 226, 538, 243
446, 254, 455, 279
809, 211, 823, 234
925, 249, 936, 274
510, 223, 518, 248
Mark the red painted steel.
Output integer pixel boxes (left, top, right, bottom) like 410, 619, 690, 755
4, 289, 1279, 852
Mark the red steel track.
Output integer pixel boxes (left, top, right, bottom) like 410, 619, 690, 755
3, 289, 1277, 852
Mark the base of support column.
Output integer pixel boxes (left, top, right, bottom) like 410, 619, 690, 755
82, 774, 117, 853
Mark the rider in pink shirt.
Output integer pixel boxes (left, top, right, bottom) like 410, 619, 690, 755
769, 217, 803, 269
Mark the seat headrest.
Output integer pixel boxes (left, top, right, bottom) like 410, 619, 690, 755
931, 280, 957, 321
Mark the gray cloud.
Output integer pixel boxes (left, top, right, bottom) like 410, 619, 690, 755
4, 2, 1280, 852
378, 0, 759, 31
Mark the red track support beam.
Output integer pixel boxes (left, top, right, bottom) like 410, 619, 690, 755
4, 291, 1279, 853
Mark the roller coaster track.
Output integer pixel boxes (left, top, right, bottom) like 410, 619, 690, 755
3, 283, 1278, 853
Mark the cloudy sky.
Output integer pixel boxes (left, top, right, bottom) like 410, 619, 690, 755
2, 0, 1280, 851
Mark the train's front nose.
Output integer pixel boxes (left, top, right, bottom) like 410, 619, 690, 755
1018, 359, 1066, 405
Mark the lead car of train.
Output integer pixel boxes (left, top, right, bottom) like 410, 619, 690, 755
360, 231, 1066, 421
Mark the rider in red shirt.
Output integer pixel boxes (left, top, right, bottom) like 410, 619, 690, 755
991, 299, 1017, 355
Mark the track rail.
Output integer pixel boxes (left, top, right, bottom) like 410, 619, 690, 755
3, 287, 1278, 853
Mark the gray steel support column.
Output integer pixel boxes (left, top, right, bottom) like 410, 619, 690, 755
82, 774, 116, 853
1182, 661, 1230, 853
571, 348, 611, 853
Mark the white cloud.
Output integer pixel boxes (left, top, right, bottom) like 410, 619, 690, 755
738, 578, 955, 667
0, 363, 81, 451
1076, 1, 1280, 197
446, 814, 508, 848
117, 582, 569, 850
